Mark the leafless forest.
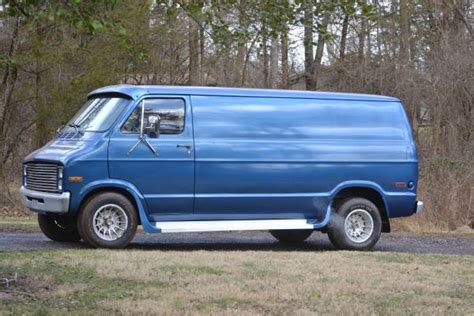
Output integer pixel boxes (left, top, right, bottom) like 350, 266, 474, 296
0, 0, 472, 230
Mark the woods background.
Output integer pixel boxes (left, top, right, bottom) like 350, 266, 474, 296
0, 0, 472, 231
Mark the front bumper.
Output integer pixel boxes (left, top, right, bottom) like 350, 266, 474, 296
20, 186, 70, 213
415, 200, 423, 214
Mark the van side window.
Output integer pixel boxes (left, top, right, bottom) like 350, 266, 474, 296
122, 98, 185, 134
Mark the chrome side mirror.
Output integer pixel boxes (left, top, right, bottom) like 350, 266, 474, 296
56, 125, 64, 135
128, 99, 158, 156
145, 115, 160, 138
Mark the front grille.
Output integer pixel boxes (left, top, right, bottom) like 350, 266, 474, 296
25, 162, 60, 193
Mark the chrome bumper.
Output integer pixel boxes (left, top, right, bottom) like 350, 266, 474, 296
415, 200, 423, 214
20, 186, 70, 213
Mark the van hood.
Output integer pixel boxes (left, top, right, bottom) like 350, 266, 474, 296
24, 132, 108, 166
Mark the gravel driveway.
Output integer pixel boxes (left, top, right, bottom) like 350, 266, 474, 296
1, 231, 473, 255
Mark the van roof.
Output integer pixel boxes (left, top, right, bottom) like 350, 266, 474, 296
88, 84, 399, 102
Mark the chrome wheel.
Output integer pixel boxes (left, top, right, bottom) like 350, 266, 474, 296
92, 204, 128, 241
344, 209, 374, 243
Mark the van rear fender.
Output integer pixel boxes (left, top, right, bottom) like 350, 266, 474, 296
75, 179, 159, 233
329, 181, 391, 232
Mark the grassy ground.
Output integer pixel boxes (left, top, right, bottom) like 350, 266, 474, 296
0, 217, 37, 233
0, 249, 473, 315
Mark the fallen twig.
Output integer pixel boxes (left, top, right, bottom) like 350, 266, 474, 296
0, 273, 17, 290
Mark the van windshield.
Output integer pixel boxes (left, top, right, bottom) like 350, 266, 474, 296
62, 97, 130, 133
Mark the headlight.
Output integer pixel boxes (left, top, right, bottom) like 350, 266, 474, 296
57, 166, 63, 191
23, 165, 27, 186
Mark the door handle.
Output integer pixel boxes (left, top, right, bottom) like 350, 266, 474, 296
176, 144, 193, 152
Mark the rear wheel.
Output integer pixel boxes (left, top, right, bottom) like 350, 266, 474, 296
78, 192, 138, 249
38, 214, 81, 242
270, 229, 313, 243
327, 198, 382, 250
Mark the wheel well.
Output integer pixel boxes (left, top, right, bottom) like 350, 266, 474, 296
332, 187, 390, 232
79, 187, 141, 225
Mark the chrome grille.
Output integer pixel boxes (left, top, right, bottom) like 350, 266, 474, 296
25, 162, 60, 193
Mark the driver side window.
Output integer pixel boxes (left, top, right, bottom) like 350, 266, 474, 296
122, 98, 185, 134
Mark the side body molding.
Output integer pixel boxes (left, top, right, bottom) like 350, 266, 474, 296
76, 179, 404, 234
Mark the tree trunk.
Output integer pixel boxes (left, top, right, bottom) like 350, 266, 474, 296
280, 26, 289, 89
269, 35, 279, 89
188, 17, 200, 85
34, 58, 46, 147
366, 21, 372, 58
399, 0, 410, 65
357, 13, 367, 88
358, 17, 367, 61
33, 22, 48, 147
304, 3, 314, 90
199, 28, 205, 84
374, 0, 382, 56
166, 4, 178, 84
0, 18, 20, 138
234, 0, 247, 86
399, 0, 417, 132
313, 12, 330, 90
339, 14, 349, 60
262, 31, 269, 88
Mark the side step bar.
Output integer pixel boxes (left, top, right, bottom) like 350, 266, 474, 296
152, 219, 323, 233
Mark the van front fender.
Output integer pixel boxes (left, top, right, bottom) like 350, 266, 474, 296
74, 179, 159, 233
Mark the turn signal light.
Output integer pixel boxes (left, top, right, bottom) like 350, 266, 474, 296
68, 176, 83, 183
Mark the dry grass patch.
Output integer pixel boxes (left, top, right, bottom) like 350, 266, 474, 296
0, 250, 473, 315
0, 217, 38, 233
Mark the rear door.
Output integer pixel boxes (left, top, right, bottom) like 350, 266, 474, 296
108, 96, 194, 219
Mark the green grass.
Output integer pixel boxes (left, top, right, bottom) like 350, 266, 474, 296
0, 249, 473, 315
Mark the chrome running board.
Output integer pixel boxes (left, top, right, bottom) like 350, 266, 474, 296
152, 219, 320, 233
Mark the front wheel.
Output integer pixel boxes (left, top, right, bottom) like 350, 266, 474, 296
327, 198, 382, 251
78, 192, 138, 249
38, 214, 81, 242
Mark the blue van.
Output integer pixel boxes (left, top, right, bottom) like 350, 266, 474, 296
20, 85, 422, 250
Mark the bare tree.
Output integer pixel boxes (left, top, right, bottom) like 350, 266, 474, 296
269, 35, 279, 88
188, 17, 200, 85
399, 0, 410, 64
280, 25, 289, 88
304, 3, 314, 90
313, 12, 330, 89
262, 29, 269, 88
234, 0, 248, 86
339, 14, 349, 60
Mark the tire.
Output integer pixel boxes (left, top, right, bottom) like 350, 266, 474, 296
77, 192, 138, 249
327, 198, 382, 251
270, 229, 313, 243
38, 213, 81, 242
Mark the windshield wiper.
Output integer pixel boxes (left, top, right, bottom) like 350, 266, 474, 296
68, 123, 83, 134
